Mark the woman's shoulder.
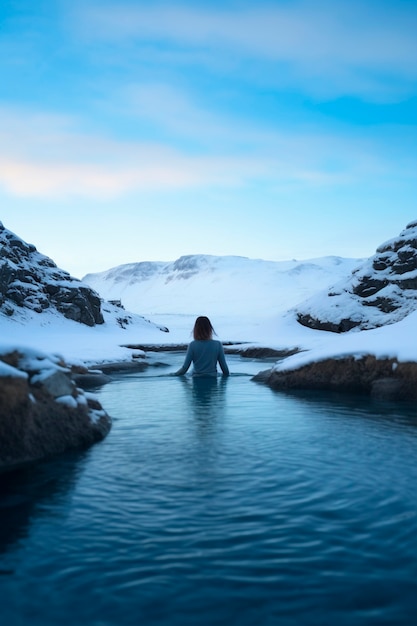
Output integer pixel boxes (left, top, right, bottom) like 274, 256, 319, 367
191, 339, 221, 346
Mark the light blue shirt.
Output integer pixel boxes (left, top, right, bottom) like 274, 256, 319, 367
176, 340, 229, 377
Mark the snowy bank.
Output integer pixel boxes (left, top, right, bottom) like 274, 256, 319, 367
255, 355, 417, 401
252, 311, 417, 400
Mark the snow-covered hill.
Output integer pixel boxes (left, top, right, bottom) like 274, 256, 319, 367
0, 221, 105, 326
296, 220, 417, 332
83, 254, 363, 318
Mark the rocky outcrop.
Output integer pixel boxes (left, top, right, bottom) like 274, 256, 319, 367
296, 220, 417, 332
0, 222, 103, 326
254, 356, 417, 400
224, 346, 300, 358
0, 348, 111, 473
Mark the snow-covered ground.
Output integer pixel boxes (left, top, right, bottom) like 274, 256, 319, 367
2, 252, 417, 372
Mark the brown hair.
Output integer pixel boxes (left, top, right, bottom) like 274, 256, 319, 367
193, 316, 215, 340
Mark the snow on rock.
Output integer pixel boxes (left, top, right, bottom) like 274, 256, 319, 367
254, 354, 417, 401
0, 346, 112, 473
0, 359, 28, 379
0, 221, 103, 326
296, 220, 417, 332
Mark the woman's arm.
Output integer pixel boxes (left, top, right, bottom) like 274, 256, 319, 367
175, 343, 193, 375
217, 342, 230, 376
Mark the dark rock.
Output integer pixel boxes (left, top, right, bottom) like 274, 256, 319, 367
121, 343, 189, 352
32, 368, 75, 397
0, 221, 104, 326
361, 296, 401, 313
370, 378, 405, 400
224, 346, 300, 358
95, 361, 149, 373
296, 220, 417, 332
352, 276, 387, 298
394, 276, 417, 291
72, 372, 113, 388
0, 349, 112, 473
255, 356, 417, 400
296, 312, 361, 333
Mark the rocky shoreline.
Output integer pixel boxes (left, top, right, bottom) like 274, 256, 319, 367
0, 349, 112, 474
72, 344, 297, 387
2, 341, 417, 475
120, 342, 299, 358
87, 344, 417, 402
57, 343, 417, 402
253, 355, 417, 401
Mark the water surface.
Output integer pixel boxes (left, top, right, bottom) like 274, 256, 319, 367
1, 353, 417, 625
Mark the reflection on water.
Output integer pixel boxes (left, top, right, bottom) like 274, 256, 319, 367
0, 452, 88, 556
183, 375, 228, 430
1, 354, 417, 626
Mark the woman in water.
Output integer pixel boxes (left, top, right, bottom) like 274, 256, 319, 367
175, 316, 229, 377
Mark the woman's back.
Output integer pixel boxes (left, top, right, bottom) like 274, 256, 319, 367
176, 338, 229, 377
189, 340, 225, 376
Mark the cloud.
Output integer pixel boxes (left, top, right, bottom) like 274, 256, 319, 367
77, 1, 417, 100
0, 106, 345, 199
0, 107, 273, 198
0, 102, 413, 200
124, 82, 417, 175
0, 152, 275, 199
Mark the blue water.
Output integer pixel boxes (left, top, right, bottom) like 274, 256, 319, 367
1, 353, 417, 626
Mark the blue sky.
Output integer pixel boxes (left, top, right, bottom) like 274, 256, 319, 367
1, 0, 416, 278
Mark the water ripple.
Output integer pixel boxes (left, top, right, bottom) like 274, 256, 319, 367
2, 355, 417, 625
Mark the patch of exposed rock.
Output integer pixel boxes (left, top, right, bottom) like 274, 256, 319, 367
296, 220, 417, 332
0, 348, 111, 473
254, 356, 417, 400
224, 346, 300, 359
0, 221, 103, 326
120, 343, 300, 359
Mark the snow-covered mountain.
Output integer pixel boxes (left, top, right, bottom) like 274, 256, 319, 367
83, 254, 363, 319
296, 220, 417, 332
